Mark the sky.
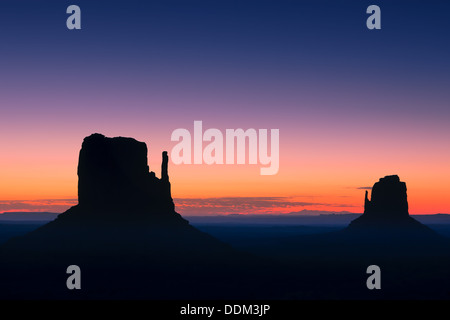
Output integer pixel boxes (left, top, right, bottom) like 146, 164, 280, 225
0, 0, 450, 215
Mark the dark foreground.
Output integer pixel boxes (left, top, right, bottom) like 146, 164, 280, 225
0, 218, 449, 300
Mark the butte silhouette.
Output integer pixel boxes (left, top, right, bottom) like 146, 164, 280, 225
249, 175, 449, 299
0, 133, 259, 299
346, 175, 437, 238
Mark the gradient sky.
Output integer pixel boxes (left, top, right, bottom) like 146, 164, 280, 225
1, 0, 449, 215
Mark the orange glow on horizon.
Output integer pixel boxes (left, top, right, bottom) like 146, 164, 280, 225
1, 129, 450, 215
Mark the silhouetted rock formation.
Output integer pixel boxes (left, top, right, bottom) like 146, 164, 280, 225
55, 133, 185, 224
0, 134, 261, 299
347, 175, 435, 234
364, 175, 408, 218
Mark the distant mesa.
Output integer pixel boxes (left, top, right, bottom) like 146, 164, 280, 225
347, 175, 435, 234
